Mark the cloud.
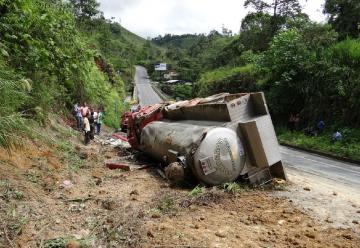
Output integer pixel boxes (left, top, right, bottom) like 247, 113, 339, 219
98, 0, 326, 38
98, 0, 141, 13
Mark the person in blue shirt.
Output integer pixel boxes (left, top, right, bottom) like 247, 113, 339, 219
316, 120, 325, 134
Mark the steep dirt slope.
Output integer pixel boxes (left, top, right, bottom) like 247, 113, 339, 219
0, 118, 359, 247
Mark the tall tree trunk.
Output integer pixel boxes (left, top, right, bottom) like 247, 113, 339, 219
273, 0, 278, 17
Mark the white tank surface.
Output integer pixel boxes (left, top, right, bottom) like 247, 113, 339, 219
192, 128, 246, 186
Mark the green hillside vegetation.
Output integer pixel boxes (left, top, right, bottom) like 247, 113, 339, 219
195, 64, 257, 97
154, 0, 360, 127
153, 34, 202, 50
80, 19, 160, 88
153, 0, 360, 160
0, 0, 157, 149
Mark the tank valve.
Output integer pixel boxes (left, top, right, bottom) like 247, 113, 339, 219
165, 162, 185, 183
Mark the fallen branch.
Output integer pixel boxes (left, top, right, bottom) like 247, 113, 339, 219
63, 197, 93, 202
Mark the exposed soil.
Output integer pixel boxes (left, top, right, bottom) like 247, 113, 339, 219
275, 166, 360, 231
0, 118, 359, 247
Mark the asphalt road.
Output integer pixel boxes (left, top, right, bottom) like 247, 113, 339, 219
135, 66, 162, 106
135, 66, 360, 188
280, 146, 360, 188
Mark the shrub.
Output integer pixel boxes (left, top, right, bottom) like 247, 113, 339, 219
195, 64, 258, 97
0, 62, 29, 149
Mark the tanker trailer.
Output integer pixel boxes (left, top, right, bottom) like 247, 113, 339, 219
126, 92, 287, 186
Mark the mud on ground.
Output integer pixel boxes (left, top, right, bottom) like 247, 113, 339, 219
0, 118, 359, 247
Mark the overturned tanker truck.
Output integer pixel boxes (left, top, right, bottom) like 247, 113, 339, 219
126, 92, 287, 186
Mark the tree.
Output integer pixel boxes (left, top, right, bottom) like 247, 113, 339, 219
241, 0, 302, 51
69, 0, 100, 21
324, 0, 360, 39
240, 12, 273, 51
259, 29, 315, 119
222, 25, 233, 37
244, 0, 301, 19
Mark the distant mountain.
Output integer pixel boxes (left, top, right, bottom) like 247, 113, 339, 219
152, 34, 203, 49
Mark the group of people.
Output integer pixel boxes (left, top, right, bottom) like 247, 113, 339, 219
289, 114, 342, 143
73, 102, 104, 145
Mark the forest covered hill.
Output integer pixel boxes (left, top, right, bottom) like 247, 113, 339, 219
152, 0, 360, 129
149, 0, 360, 159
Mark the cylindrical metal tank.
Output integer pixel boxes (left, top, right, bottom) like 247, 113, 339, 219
140, 121, 246, 185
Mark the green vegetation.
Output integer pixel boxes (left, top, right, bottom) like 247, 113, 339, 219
195, 64, 257, 97
173, 84, 193, 100
159, 83, 193, 100
278, 129, 360, 161
222, 182, 248, 194
154, 0, 360, 159
153, 34, 202, 50
188, 185, 204, 198
0, 0, 158, 149
324, 0, 360, 39
44, 237, 90, 248
156, 195, 177, 214
0, 180, 24, 201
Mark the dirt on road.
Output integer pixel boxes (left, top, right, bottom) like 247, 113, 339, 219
0, 118, 359, 247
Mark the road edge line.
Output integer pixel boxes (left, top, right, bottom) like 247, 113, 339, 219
280, 142, 360, 166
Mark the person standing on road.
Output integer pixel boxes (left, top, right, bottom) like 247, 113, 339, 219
83, 113, 91, 145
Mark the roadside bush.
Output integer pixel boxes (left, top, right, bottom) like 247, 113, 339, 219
0, 61, 29, 149
102, 89, 127, 129
173, 84, 193, 100
195, 64, 258, 97
277, 129, 360, 161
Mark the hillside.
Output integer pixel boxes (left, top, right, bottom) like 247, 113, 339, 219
152, 34, 203, 50
0, 0, 161, 140
1, 115, 359, 247
151, 0, 360, 160
0, 1, 360, 247
81, 20, 161, 88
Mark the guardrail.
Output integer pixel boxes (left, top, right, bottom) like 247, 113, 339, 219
150, 83, 171, 101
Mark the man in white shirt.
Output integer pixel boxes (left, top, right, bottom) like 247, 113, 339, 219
83, 113, 91, 145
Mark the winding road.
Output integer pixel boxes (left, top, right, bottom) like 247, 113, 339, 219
135, 66, 162, 106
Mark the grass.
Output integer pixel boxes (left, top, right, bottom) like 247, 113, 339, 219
0, 180, 24, 201
57, 140, 84, 171
188, 185, 204, 198
277, 128, 360, 161
43, 237, 91, 248
156, 195, 176, 214
25, 170, 41, 183
222, 182, 249, 194
0, 114, 28, 151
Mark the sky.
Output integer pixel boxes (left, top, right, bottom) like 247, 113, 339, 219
98, 0, 327, 38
